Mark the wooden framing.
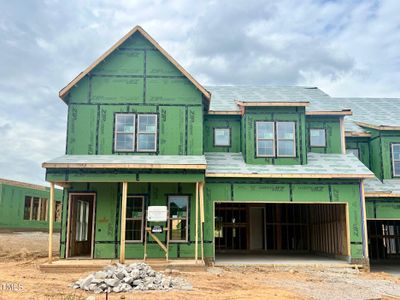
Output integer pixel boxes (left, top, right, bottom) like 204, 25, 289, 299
199, 182, 205, 262
206, 173, 374, 179
42, 162, 206, 170
207, 111, 242, 115
365, 192, 400, 198
355, 121, 400, 131
48, 182, 55, 263
345, 131, 371, 137
120, 182, 128, 263
65, 192, 97, 259
59, 26, 210, 101
306, 110, 352, 116
236, 101, 309, 107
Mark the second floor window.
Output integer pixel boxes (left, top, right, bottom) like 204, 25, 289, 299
114, 113, 157, 152
214, 128, 231, 147
256, 121, 296, 158
392, 144, 400, 177
309, 128, 326, 147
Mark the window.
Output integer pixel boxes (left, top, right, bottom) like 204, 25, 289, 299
76, 200, 89, 242
310, 128, 326, 147
277, 122, 296, 157
214, 128, 230, 146
137, 114, 157, 152
392, 144, 400, 177
256, 122, 274, 157
126, 196, 144, 242
31, 197, 40, 220
168, 196, 189, 242
23, 197, 51, 221
115, 114, 135, 151
346, 148, 360, 158
24, 196, 32, 220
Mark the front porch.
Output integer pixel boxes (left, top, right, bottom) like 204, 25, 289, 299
42, 155, 208, 265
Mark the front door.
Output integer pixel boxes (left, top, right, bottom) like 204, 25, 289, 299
68, 194, 95, 258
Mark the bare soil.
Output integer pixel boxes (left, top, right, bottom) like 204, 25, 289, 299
0, 232, 399, 300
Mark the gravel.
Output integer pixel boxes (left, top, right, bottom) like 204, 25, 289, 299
71, 263, 192, 293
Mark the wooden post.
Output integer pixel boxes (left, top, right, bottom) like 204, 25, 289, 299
195, 182, 199, 262
120, 182, 128, 264
48, 182, 55, 263
340, 116, 346, 154
360, 181, 369, 259
199, 182, 205, 262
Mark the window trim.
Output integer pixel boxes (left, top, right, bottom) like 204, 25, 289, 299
213, 127, 231, 147
256, 121, 275, 157
114, 113, 136, 152
136, 114, 158, 153
125, 195, 145, 243
168, 195, 189, 243
391, 143, 400, 177
309, 128, 327, 147
276, 121, 296, 158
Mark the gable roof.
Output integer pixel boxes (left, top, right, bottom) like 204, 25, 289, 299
59, 25, 210, 102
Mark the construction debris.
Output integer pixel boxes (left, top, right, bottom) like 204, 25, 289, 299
71, 263, 192, 293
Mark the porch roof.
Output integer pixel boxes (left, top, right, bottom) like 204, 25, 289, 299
205, 152, 374, 179
42, 155, 207, 170
364, 177, 400, 197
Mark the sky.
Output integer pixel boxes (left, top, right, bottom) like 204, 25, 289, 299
0, 0, 399, 185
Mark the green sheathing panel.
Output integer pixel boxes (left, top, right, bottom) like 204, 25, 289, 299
204, 115, 241, 152
61, 182, 202, 259
242, 107, 307, 165
366, 198, 400, 219
306, 116, 342, 154
204, 179, 365, 260
46, 169, 204, 183
0, 183, 62, 231
65, 31, 203, 156
368, 129, 400, 179
345, 137, 371, 168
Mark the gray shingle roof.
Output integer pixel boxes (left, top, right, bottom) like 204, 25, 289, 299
205, 85, 400, 133
205, 152, 373, 178
206, 85, 330, 112
364, 177, 400, 196
43, 155, 207, 169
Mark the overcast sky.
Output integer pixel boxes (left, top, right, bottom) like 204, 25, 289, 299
0, 0, 399, 185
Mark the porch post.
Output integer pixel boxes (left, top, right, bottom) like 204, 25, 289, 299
195, 182, 199, 262
199, 182, 205, 262
120, 182, 128, 264
48, 182, 55, 263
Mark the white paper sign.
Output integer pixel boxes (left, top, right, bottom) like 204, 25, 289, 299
147, 206, 168, 222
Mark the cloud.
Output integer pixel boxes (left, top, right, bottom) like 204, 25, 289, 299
0, 0, 399, 184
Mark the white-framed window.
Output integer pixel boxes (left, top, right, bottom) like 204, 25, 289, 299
76, 200, 89, 242
137, 114, 157, 152
256, 121, 275, 157
276, 122, 296, 157
114, 114, 135, 151
310, 128, 326, 147
168, 195, 189, 242
126, 196, 145, 242
346, 148, 360, 158
392, 144, 400, 177
214, 128, 231, 146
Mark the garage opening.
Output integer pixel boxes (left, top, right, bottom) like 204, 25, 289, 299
368, 220, 400, 261
214, 203, 349, 263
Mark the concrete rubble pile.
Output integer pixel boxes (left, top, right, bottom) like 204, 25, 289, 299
71, 263, 192, 293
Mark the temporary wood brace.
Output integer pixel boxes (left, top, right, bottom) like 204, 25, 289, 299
120, 182, 128, 263
143, 217, 170, 261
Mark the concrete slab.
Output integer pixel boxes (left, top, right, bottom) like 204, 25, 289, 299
371, 262, 400, 277
215, 253, 350, 267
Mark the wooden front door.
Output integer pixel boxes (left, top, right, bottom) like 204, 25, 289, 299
68, 194, 95, 258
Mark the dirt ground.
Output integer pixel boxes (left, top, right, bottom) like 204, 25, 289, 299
0, 232, 399, 300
